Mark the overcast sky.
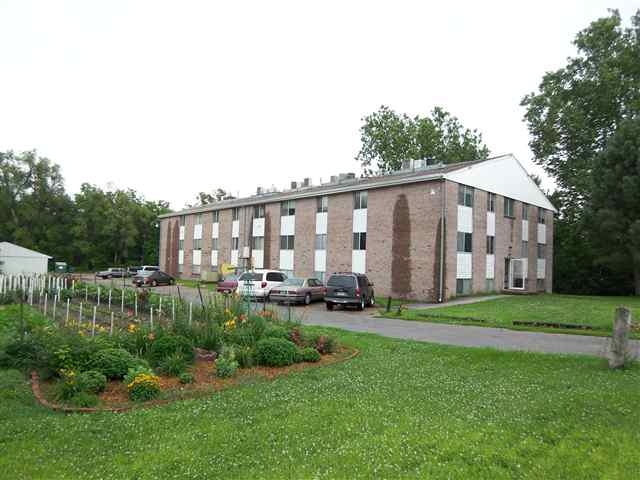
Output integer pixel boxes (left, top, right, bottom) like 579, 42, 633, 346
1, 1, 637, 210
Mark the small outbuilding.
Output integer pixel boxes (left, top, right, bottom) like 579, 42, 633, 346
0, 242, 51, 275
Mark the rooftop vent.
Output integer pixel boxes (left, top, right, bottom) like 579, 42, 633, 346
256, 186, 264, 195
290, 181, 298, 190
302, 177, 311, 187
330, 175, 338, 183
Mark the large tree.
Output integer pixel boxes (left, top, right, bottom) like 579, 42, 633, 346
356, 106, 490, 175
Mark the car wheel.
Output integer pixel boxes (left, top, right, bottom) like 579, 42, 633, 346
326, 302, 334, 311
151, 280, 158, 287
357, 297, 365, 311
369, 294, 375, 307
106, 275, 112, 279
170, 279, 175, 285
304, 293, 311, 305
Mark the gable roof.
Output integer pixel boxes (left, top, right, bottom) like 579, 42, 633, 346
0, 242, 52, 259
159, 154, 556, 218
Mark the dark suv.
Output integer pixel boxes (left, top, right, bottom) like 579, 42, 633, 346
324, 272, 375, 311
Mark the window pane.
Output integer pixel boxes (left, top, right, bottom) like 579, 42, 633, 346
522, 204, 528, 220
315, 234, 327, 250
538, 208, 545, 224
522, 241, 528, 257
317, 196, 328, 213
212, 211, 219, 223
211, 238, 218, 250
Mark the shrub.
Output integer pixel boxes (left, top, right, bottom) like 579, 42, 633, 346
127, 373, 161, 402
305, 333, 338, 354
264, 325, 289, 340
195, 324, 223, 353
255, 338, 298, 367
56, 369, 81, 400
123, 365, 155, 386
158, 353, 187, 377
3, 335, 51, 371
149, 335, 194, 366
215, 348, 238, 378
300, 347, 321, 362
76, 370, 107, 394
178, 372, 194, 384
235, 346, 254, 369
69, 392, 99, 408
90, 348, 137, 379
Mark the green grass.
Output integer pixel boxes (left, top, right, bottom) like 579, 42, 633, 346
176, 279, 218, 291
1, 324, 639, 478
390, 294, 640, 337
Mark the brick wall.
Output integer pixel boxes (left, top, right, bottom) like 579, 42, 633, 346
264, 203, 280, 270
472, 189, 488, 293
218, 209, 232, 268
294, 198, 315, 277
444, 180, 458, 300
326, 193, 353, 274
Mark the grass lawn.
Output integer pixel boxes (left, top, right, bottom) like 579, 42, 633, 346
390, 294, 640, 337
176, 279, 218, 291
1, 324, 639, 478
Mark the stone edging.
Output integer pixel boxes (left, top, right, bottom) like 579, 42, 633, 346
30, 347, 360, 414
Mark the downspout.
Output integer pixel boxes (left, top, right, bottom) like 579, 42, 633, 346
438, 177, 446, 303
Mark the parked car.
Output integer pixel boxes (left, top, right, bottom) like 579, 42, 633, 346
127, 266, 142, 276
324, 272, 375, 311
132, 270, 175, 287
237, 269, 287, 300
217, 274, 240, 294
138, 265, 159, 273
270, 277, 325, 305
95, 267, 127, 279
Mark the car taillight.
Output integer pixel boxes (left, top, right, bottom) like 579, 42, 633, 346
322, 287, 327, 294
261, 281, 267, 288
355, 287, 361, 297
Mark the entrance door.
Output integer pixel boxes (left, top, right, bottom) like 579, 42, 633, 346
509, 258, 525, 290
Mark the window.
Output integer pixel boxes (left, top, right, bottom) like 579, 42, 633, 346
317, 196, 328, 213
280, 235, 295, 249
522, 204, 529, 220
211, 238, 219, 250
504, 198, 514, 217
536, 279, 545, 290
192, 265, 201, 275
252, 236, 264, 250
537, 243, 546, 259
313, 271, 325, 283
178, 263, 184, 273
179, 239, 184, 250
254, 205, 265, 218
266, 272, 286, 282
486, 236, 495, 254
179, 215, 186, 226
280, 200, 295, 216
212, 211, 219, 223
456, 279, 472, 295
232, 237, 239, 250
315, 234, 327, 250
538, 207, 546, 224
487, 193, 496, 212
522, 240, 528, 258
354, 191, 368, 210
485, 279, 495, 292
193, 239, 202, 250
353, 232, 367, 250
457, 232, 472, 253
458, 185, 474, 207
232, 208, 239, 221
195, 213, 203, 225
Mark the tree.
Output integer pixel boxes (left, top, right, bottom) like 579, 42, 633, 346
356, 105, 490, 175
186, 188, 234, 208
588, 118, 640, 294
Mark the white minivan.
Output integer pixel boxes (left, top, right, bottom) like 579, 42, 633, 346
237, 269, 287, 300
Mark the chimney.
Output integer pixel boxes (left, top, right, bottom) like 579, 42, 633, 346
290, 181, 298, 190
302, 177, 311, 187
330, 175, 338, 183
346, 172, 356, 180
256, 186, 263, 195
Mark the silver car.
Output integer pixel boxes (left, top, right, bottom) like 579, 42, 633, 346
269, 277, 325, 305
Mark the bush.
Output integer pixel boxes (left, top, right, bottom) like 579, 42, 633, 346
178, 372, 194, 384
305, 334, 338, 354
56, 370, 81, 400
255, 338, 298, 367
235, 346, 254, 369
149, 335, 194, 366
69, 392, 99, 408
3, 335, 51, 371
195, 324, 223, 353
215, 348, 238, 378
158, 353, 187, 377
90, 348, 137, 379
300, 347, 321, 362
127, 373, 161, 402
264, 325, 289, 340
123, 365, 155, 386
76, 370, 107, 394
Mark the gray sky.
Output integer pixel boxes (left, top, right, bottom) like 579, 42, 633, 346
1, 1, 637, 210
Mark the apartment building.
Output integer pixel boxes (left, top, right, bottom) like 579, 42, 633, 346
158, 154, 556, 301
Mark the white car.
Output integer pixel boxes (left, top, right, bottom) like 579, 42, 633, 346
237, 270, 287, 300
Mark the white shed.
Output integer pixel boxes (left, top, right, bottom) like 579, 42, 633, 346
0, 242, 51, 275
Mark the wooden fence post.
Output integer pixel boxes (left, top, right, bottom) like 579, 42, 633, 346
609, 306, 632, 369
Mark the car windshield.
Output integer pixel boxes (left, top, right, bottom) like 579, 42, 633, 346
223, 274, 239, 282
137, 271, 153, 277
327, 275, 356, 288
239, 272, 262, 281
281, 278, 304, 287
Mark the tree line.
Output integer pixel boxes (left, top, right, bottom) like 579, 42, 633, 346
0, 150, 170, 271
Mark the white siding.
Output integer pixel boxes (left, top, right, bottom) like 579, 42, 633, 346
537, 224, 546, 244
251, 250, 264, 269
211, 250, 218, 267
457, 205, 473, 233
280, 215, 295, 235
486, 254, 495, 279
179, 226, 185, 240
352, 250, 366, 274
486, 212, 495, 236
192, 250, 202, 265
232, 220, 240, 238
193, 224, 203, 240
314, 250, 326, 272
522, 220, 529, 240
537, 259, 546, 279
315, 212, 328, 234
280, 249, 294, 270
252, 218, 265, 237
211, 223, 219, 238
352, 209, 367, 233
456, 252, 472, 279
178, 250, 184, 265
231, 250, 239, 267
0, 243, 50, 275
